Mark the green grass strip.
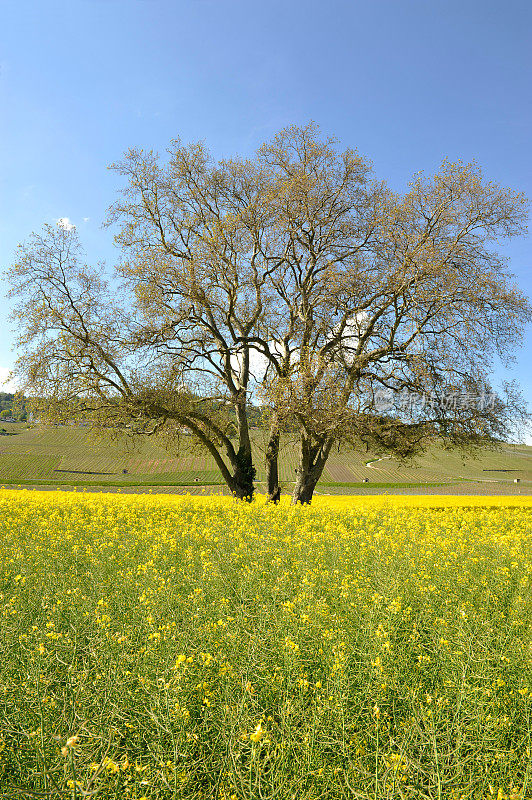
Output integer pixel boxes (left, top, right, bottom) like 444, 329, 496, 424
0, 477, 226, 488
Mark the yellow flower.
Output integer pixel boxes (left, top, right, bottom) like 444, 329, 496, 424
250, 722, 264, 743
103, 757, 120, 773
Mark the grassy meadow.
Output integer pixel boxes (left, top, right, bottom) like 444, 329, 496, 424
1, 490, 531, 799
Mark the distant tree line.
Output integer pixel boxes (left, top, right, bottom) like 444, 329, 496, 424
0, 392, 27, 421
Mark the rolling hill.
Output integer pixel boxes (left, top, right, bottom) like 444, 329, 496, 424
0, 423, 530, 493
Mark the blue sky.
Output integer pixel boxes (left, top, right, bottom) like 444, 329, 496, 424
1, 0, 531, 436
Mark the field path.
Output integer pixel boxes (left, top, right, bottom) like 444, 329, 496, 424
365, 456, 392, 469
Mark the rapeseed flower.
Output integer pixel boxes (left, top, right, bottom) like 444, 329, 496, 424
0, 489, 530, 798
249, 722, 265, 743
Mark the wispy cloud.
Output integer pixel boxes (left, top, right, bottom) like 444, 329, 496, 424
56, 217, 76, 231
0, 367, 18, 392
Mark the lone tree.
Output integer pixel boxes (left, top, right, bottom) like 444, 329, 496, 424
104, 127, 383, 502
6, 124, 531, 502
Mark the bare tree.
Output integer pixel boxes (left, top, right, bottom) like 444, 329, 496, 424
253, 127, 531, 502
6, 125, 530, 504
104, 132, 377, 502
242, 125, 383, 500
6, 208, 267, 498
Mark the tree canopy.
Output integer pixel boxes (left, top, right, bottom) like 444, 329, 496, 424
6, 124, 531, 502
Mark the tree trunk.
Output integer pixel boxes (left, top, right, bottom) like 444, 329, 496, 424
265, 416, 281, 503
291, 435, 333, 505
230, 449, 255, 500
231, 395, 256, 501
292, 469, 320, 504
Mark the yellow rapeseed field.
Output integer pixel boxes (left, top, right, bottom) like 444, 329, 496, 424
0, 489, 531, 799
